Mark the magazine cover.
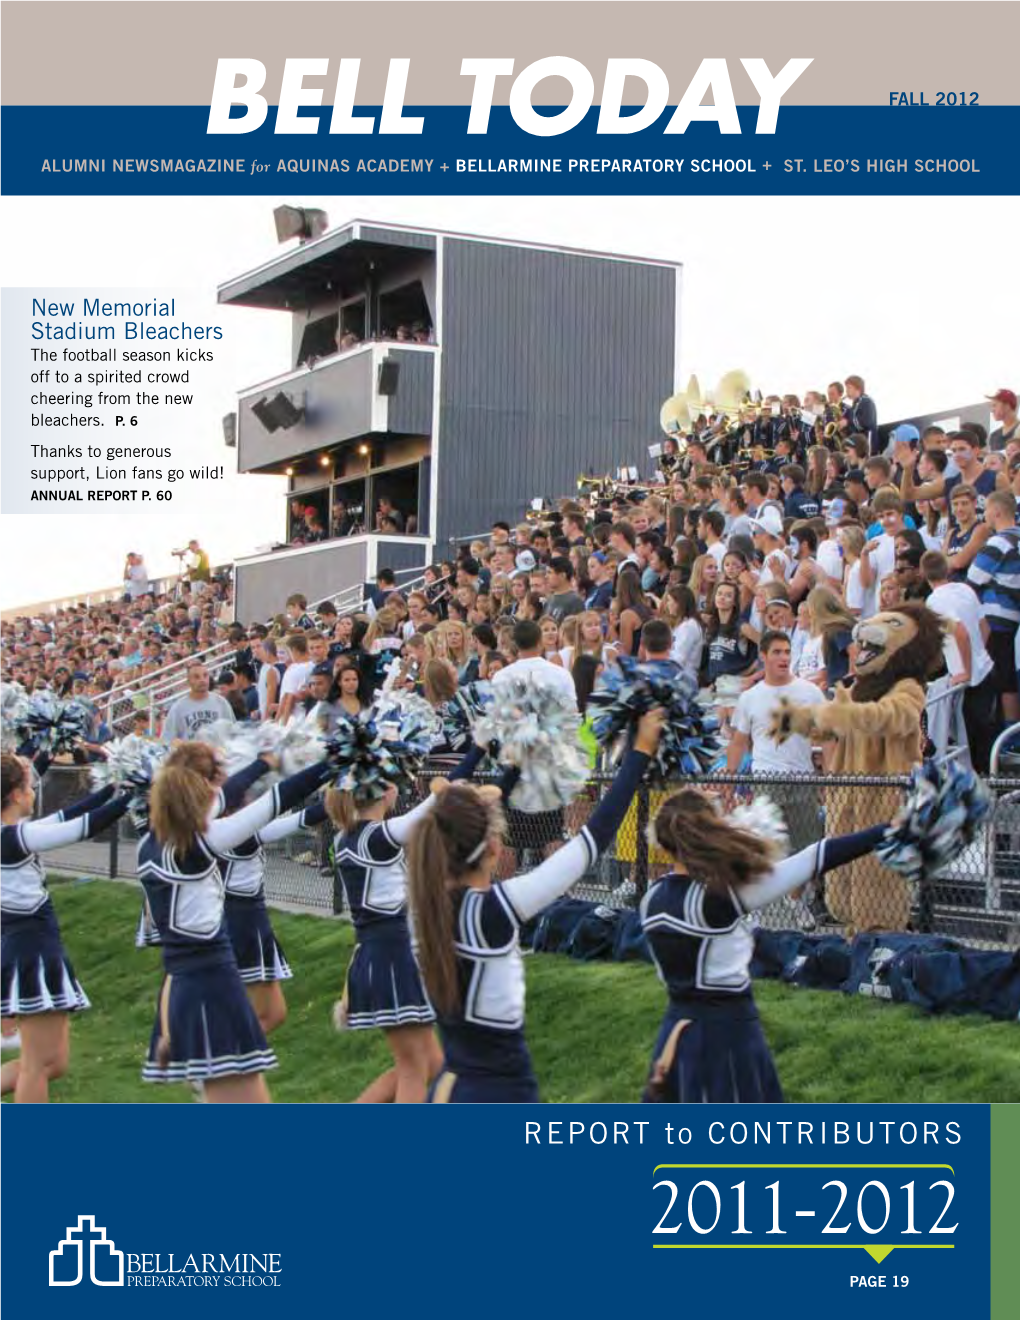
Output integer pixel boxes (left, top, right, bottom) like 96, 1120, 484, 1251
1, 2, 1016, 1316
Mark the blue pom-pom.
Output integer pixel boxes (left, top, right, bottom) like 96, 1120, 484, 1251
877, 760, 991, 882
441, 681, 493, 753
325, 693, 436, 800
588, 656, 720, 784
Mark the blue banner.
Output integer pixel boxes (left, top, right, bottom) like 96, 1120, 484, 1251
0, 1104, 990, 1319
3, 105, 1013, 195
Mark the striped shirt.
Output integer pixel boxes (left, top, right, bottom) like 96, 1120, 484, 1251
967, 525, 1020, 630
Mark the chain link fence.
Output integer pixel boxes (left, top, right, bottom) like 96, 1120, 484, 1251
36, 763, 1020, 950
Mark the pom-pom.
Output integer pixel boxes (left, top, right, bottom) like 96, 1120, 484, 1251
728, 795, 790, 857
588, 656, 721, 784
441, 681, 494, 753
197, 713, 326, 794
90, 736, 169, 831
877, 760, 992, 882
3, 689, 92, 756
1, 681, 28, 749
472, 677, 588, 812
324, 693, 436, 801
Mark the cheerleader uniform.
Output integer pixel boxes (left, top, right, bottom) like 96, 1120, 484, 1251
429, 746, 650, 1103
335, 745, 488, 1032
640, 824, 888, 1104
137, 761, 328, 1083
134, 758, 272, 949
221, 801, 326, 983
2, 785, 131, 1017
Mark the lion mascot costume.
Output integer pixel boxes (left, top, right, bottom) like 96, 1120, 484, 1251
771, 603, 946, 932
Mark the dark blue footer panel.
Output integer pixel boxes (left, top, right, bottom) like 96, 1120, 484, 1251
0, 1104, 989, 1318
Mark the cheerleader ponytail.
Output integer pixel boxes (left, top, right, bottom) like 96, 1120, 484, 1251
1, 752, 28, 808
407, 813, 460, 1016
652, 788, 779, 894
407, 783, 503, 1018
150, 742, 221, 854
324, 787, 359, 834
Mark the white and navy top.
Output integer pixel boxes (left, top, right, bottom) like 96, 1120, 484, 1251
641, 825, 889, 1015
335, 744, 488, 942
437, 748, 649, 1079
220, 801, 327, 898
2, 786, 130, 925
138, 761, 329, 974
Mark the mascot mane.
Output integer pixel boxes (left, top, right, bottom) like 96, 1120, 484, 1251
852, 602, 946, 704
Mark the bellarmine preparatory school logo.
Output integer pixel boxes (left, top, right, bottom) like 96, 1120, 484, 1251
49, 1216, 125, 1286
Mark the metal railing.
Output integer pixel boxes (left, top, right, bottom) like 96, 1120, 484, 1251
37, 764, 1020, 951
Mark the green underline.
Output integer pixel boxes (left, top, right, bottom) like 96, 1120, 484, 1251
653, 1164, 956, 1175
653, 1244, 955, 1250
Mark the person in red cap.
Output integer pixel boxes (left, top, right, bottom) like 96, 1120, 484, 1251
988, 389, 1018, 452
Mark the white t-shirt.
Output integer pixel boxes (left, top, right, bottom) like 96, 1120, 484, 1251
279, 660, 314, 698
816, 539, 843, 584
731, 677, 826, 775
867, 533, 897, 588
926, 582, 994, 687
706, 540, 727, 568
671, 618, 704, 676
492, 654, 578, 710
124, 562, 150, 600
793, 634, 825, 680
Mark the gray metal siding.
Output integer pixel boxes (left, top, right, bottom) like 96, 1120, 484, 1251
385, 350, 434, 435
235, 542, 369, 622
436, 239, 676, 540
359, 227, 436, 251
237, 353, 377, 472
378, 541, 430, 578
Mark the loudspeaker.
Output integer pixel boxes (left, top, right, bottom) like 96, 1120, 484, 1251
222, 413, 237, 448
377, 360, 400, 397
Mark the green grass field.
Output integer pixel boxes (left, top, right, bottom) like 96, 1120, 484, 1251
7, 879, 1018, 1103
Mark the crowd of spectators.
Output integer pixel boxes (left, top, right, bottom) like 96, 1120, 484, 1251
6, 384, 1018, 785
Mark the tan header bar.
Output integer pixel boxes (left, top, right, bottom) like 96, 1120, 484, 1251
1, 2, 1014, 107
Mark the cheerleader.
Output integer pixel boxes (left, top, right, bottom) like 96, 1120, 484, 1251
134, 754, 274, 949
326, 744, 490, 1103
407, 712, 663, 1103
1, 754, 131, 1102
139, 743, 330, 1102
220, 800, 327, 1033
640, 788, 889, 1103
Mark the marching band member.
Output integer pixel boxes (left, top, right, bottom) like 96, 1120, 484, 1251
407, 712, 663, 1103
1, 755, 131, 1102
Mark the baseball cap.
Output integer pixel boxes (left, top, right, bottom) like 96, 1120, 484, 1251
986, 389, 1017, 410
845, 467, 867, 485
891, 423, 920, 446
311, 661, 334, 677
748, 506, 785, 538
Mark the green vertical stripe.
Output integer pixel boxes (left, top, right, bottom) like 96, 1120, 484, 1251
991, 1106, 1020, 1320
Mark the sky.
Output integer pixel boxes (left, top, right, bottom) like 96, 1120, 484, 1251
0, 192, 1014, 609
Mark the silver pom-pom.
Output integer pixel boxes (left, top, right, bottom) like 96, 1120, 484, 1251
878, 760, 991, 882
727, 795, 790, 858
90, 736, 169, 831
1, 682, 28, 749
3, 689, 92, 755
472, 677, 588, 812
324, 692, 436, 801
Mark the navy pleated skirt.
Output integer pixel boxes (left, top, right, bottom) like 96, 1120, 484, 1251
336, 930, 434, 1031
135, 898, 162, 948
224, 894, 292, 984
1, 904, 89, 1016
142, 964, 276, 1083
428, 1068, 540, 1104
643, 1001, 784, 1104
